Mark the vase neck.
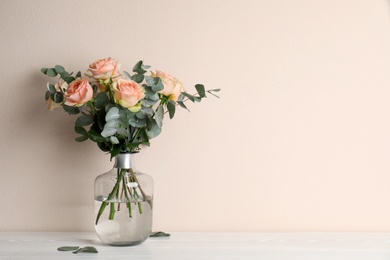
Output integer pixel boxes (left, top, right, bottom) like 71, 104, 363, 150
113, 153, 136, 169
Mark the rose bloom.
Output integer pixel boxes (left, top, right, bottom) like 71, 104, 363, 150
87, 57, 121, 80
64, 78, 93, 106
151, 70, 185, 102
47, 80, 68, 111
112, 78, 145, 110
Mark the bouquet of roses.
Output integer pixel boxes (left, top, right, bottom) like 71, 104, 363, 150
41, 57, 219, 224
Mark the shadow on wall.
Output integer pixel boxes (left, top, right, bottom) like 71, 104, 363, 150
385, 0, 390, 21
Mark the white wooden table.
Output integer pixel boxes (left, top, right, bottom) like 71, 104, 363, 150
1, 232, 390, 259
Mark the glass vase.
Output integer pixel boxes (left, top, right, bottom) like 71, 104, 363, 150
94, 153, 153, 246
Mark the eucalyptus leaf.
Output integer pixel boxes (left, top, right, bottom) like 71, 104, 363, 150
207, 89, 220, 98
75, 126, 87, 135
152, 78, 164, 92
195, 84, 206, 98
54, 65, 65, 74
45, 91, 50, 100
167, 100, 176, 119
57, 246, 80, 251
75, 115, 94, 127
72, 246, 98, 254
155, 106, 164, 128
181, 92, 195, 102
142, 107, 154, 115
105, 107, 120, 122
177, 93, 185, 102
88, 129, 106, 142
41, 68, 48, 74
46, 68, 57, 77
131, 74, 144, 83
95, 92, 109, 109
62, 76, 75, 84
133, 60, 147, 74
75, 135, 88, 142
177, 101, 189, 111
101, 127, 117, 138
110, 136, 119, 144
53, 92, 63, 103
47, 83, 56, 93
150, 231, 171, 237
145, 76, 157, 87
63, 105, 81, 115
146, 120, 161, 138
129, 117, 147, 127
194, 96, 202, 102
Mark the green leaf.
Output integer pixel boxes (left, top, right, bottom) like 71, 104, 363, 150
57, 246, 80, 251
167, 100, 176, 119
155, 106, 164, 128
47, 83, 56, 93
153, 78, 164, 92
181, 92, 195, 102
145, 76, 164, 92
72, 246, 98, 254
207, 89, 220, 98
105, 107, 120, 122
111, 146, 122, 159
95, 92, 109, 109
146, 120, 162, 138
75, 115, 94, 127
133, 60, 147, 74
75, 71, 82, 78
54, 65, 65, 74
150, 231, 171, 237
75, 135, 88, 142
41, 68, 48, 74
110, 136, 119, 144
88, 128, 106, 142
45, 91, 50, 100
63, 105, 81, 115
194, 96, 202, 102
53, 92, 63, 103
46, 68, 57, 77
185, 93, 196, 101
62, 76, 75, 84
75, 126, 87, 135
131, 74, 144, 83
195, 84, 206, 98
177, 101, 189, 111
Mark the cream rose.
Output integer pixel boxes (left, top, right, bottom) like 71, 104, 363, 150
47, 80, 68, 111
64, 78, 93, 106
112, 78, 145, 110
87, 57, 121, 80
151, 70, 185, 102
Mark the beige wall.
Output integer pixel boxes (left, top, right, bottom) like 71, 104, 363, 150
1, 0, 390, 232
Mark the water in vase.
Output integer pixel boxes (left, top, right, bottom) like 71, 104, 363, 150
94, 200, 153, 246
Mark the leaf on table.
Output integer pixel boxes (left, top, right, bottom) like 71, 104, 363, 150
150, 231, 171, 237
72, 246, 98, 254
57, 246, 80, 251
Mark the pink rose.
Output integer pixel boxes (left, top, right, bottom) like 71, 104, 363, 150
47, 80, 68, 111
64, 78, 93, 106
151, 70, 185, 102
112, 78, 145, 110
87, 57, 121, 80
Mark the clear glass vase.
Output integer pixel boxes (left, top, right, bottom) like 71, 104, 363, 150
94, 153, 153, 246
